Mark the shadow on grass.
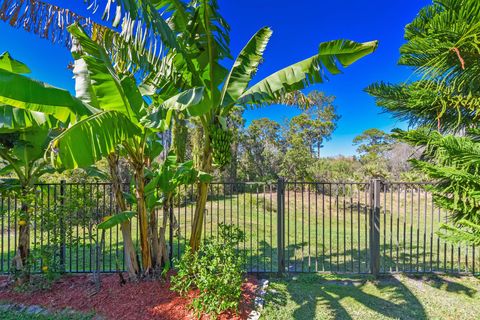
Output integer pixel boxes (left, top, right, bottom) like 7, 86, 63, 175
405, 273, 478, 297
269, 273, 428, 320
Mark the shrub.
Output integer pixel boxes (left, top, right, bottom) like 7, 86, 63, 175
171, 224, 246, 318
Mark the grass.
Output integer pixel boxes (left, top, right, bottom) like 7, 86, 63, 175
0, 306, 93, 320
261, 273, 480, 320
1, 182, 479, 274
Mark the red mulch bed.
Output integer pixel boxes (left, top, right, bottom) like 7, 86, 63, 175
0, 273, 257, 320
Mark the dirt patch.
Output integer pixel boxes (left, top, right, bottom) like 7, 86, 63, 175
0, 274, 257, 320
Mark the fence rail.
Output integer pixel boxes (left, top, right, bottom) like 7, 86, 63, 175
0, 179, 478, 275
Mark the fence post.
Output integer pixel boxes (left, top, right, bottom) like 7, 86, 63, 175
369, 179, 381, 277
169, 205, 174, 263
277, 178, 285, 276
59, 180, 66, 273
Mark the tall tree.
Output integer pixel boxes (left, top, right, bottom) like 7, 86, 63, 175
367, 0, 480, 244
353, 129, 393, 180
238, 118, 283, 181
280, 116, 316, 181
302, 91, 340, 158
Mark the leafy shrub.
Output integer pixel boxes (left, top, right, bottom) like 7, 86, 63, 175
171, 224, 246, 318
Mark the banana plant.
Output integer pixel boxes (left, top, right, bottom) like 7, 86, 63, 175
46, 22, 153, 277
143, 150, 212, 268
1, 0, 379, 256
144, 2, 379, 251
46, 23, 207, 277
0, 52, 92, 284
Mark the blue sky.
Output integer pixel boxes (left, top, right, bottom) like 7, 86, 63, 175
0, 0, 430, 156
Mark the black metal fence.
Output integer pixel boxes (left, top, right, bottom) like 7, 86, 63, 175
0, 180, 478, 275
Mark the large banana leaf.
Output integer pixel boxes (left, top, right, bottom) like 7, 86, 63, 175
0, 69, 94, 123
0, 105, 58, 133
162, 87, 208, 116
48, 111, 141, 169
0, 52, 30, 74
68, 23, 141, 122
12, 126, 51, 169
239, 40, 378, 106
220, 27, 272, 108
98, 211, 136, 230
143, 87, 208, 130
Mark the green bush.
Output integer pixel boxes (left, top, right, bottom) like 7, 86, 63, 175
171, 224, 246, 318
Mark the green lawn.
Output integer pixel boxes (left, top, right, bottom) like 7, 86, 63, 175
262, 273, 480, 320
0, 306, 93, 320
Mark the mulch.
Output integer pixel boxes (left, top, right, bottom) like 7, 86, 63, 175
0, 273, 257, 320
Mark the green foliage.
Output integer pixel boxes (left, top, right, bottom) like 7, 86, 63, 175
353, 128, 399, 180
367, 0, 480, 249
239, 40, 378, 108
353, 128, 392, 155
307, 156, 361, 182
0, 52, 30, 74
48, 111, 142, 169
0, 68, 93, 124
171, 224, 246, 318
98, 211, 136, 230
365, 81, 480, 133
368, 0, 480, 134
238, 118, 282, 181
238, 91, 344, 182
6, 184, 102, 289
437, 219, 480, 246
393, 128, 480, 246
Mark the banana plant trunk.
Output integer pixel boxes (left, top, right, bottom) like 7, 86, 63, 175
134, 165, 152, 273
108, 155, 140, 280
13, 190, 30, 285
189, 140, 212, 251
151, 196, 171, 270
149, 207, 162, 270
